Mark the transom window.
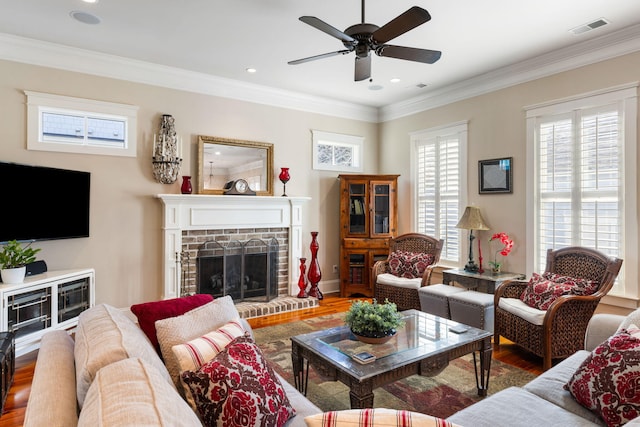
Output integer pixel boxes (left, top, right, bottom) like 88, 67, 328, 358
26, 91, 138, 157
311, 130, 363, 172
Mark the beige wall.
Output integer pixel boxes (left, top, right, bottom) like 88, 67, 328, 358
0, 60, 379, 307
3, 50, 639, 308
379, 51, 640, 305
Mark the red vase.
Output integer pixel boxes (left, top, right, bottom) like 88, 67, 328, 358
181, 176, 192, 194
279, 167, 290, 197
297, 257, 308, 298
307, 231, 323, 300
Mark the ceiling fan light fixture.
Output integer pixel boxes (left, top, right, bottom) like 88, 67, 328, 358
289, 2, 440, 81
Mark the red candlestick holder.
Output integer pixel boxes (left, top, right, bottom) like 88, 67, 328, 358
307, 231, 323, 300
297, 258, 308, 298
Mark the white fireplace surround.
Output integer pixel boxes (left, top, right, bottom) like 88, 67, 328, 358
157, 194, 310, 300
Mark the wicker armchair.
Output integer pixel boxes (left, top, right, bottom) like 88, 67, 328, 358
372, 233, 443, 311
494, 246, 623, 370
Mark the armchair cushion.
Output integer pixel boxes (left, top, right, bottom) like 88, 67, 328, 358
565, 325, 640, 427
498, 297, 546, 326
520, 273, 599, 310
388, 250, 435, 279
375, 273, 422, 289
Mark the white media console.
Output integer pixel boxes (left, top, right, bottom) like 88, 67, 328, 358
0, 268, 95, 356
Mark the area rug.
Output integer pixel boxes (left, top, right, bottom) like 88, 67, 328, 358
253, 313, 537, 419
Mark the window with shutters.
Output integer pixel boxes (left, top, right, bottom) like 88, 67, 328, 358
526, 84, 637, 297
411, 122, 468, 263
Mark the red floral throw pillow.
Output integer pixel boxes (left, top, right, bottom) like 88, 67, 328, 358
565, 325, 640, 427
543, 272, 599, 295
388, 251, 435, 279
131, 294, 214, 354
520, 272, 599, 310
181, 335, 296, 427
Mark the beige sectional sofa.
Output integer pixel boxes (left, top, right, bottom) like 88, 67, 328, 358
23, 300, 321, 427
447, 309, 640, 427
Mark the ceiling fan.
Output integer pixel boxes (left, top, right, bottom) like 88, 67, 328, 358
288, 0, 441, 82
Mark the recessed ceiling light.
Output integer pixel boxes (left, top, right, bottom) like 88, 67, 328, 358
69, 10, 101, 25
390, 78, 401, 83
246, 68, 257, 73
81, 0, 99, 3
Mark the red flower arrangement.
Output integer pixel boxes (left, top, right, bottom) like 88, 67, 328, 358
488, 232, 514, 271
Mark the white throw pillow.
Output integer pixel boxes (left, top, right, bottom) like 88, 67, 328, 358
74, 303, 172, 408
78, 358, 201, 427
155, 295, 239, 389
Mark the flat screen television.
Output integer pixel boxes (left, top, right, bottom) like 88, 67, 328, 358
0, 162, 90, 243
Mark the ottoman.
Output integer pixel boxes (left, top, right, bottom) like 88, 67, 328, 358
448, 290, 494, 332
418, 284, 466, 319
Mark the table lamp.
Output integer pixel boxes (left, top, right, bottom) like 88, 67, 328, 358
456, 206, 489, 273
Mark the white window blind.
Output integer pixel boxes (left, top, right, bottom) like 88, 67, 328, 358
527, 84, 638, 298
412, 123, 467, 263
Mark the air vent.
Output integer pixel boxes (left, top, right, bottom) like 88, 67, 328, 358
570, 18, 609, 35
416, 83, 428, 89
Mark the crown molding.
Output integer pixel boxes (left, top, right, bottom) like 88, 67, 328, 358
0, 33, 379, 123
379, 23, 640, 122
2, 23, 640, 125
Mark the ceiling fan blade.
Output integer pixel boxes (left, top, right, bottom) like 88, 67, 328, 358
376, 45, 441, 64
288, 49, 352, 65
372, 6, 431, 44
299, 16, 355, 43
354, 55, 371, 81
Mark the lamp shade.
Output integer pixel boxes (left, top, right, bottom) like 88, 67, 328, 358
456, 206, 489, 231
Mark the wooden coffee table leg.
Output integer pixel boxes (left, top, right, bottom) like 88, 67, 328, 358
349, 381, 374, 409
473, 338, 492, 396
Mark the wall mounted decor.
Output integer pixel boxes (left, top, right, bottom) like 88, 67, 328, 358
197, 135, 273, 196
479, 157, 513, 194
152, 114, 182, 184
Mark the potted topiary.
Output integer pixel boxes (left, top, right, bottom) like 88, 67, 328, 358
0, 240, 41, 284
344, 298, 405, 344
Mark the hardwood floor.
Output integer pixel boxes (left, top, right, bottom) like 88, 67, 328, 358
0, 295, 544, 426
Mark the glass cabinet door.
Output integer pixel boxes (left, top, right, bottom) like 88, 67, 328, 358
371, 181, 393, 236
348, 182, 367, 235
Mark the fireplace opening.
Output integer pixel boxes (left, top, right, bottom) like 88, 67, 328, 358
196, 237, 278, 302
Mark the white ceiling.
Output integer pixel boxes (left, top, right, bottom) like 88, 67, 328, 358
2, 0, 640, 111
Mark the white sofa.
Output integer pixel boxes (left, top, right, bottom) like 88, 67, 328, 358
448, 309, 640, 427
23, 301, 321, 426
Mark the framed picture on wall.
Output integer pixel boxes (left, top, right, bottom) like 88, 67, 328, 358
479, 157, 512, 194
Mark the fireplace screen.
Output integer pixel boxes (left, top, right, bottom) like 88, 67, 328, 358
196, 237, 278, 302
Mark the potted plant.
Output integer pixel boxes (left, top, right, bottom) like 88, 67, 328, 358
0, 240, 41, 284
344, 298, 405, 344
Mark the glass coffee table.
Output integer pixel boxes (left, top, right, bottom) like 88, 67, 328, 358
291, 309, 492, 409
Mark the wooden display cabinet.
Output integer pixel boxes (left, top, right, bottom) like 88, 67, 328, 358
338, 174, 399, 297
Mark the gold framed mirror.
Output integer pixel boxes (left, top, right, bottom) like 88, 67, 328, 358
197, 135, 273, 195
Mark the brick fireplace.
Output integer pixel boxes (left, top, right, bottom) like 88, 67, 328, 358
157, 194, 310, 302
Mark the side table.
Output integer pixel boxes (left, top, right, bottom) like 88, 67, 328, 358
0, 331, 15, 414
442, 268, 525, 294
